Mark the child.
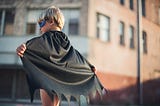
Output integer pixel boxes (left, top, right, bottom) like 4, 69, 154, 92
16, 6, 106, 106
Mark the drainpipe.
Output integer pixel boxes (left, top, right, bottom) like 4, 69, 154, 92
136, 0, 143, 105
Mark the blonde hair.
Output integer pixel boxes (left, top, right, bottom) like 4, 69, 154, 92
38, 6, 65, 30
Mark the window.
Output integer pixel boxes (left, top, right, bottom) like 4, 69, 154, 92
26, 9, 80, 36
26, 10, 42, 35
96, 13, 110, 42
62, 9, 80, 36
0, 11, 2, 35
120, 0, 125, 5
142, 31, 147, 53
158, 7, 160, 24
15, 70, 40, 100
0, 70, 14, 99
129, 25, 134, 48
4, 10, 15, 35
26, 23, 36, 35
129, 0, 134, 10
142, 0, 146, 16
69, 18, 79, 35
0, 9, 15, 36
119, 21, 125, 45
0, 69, 40, 102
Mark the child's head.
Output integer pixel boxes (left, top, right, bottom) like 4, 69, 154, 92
38, 6, 65, 31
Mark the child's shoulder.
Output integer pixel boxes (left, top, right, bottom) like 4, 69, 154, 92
26, 35, 43, 47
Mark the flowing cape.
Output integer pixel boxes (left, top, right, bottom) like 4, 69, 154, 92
21, 31, 106, 104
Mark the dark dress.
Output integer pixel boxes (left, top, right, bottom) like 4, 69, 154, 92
21, 31, 106, 105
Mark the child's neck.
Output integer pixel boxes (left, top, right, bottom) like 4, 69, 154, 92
51, 26, 61, 31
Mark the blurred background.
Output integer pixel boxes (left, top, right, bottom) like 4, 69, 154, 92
0, 0, 160, 106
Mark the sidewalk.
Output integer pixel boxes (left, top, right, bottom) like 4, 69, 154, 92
0, 102, 106, 106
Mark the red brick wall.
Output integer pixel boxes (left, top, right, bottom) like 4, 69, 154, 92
93, 71, 160, 105
94, 71, 138, 104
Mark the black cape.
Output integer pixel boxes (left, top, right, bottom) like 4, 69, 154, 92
21, 31, 106, 104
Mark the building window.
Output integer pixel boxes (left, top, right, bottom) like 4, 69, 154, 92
69, 18, 79, 35
62, 9, 80, 36
120, 0, 125, 5
142, 31, 147, 54
129, 0, 134, 10
96, 13, 110, 42
0, 69, 40, 102
129, 25, 134, 49
26, 9, 80, 36
142, 0, 146, 17
0, 9, 15, 36
158, 7, 160, 24
26, 10, 42, 35
119, 21, 125, 45
26, 23, 36, 35
0, 11, 2, 34
0, 70, 14, 99
15, 70, 40, 100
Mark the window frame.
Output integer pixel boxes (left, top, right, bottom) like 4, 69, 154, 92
120, 0, 125, 5
119, 21, 125, 45
142, 31, 147, 54
62, 9, 80, 36
129, 0, 134, 10
96, 13, 110, 42
142, 0, 146, 17
26, 9, 43, 36
0, 69, 40, 102
158, 7, 160, 24
0, 9, 15, 36
129, 25, 135, 49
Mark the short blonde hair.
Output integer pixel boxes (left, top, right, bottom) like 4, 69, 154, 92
38, 6, 65, 30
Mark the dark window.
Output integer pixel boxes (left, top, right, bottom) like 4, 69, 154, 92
26, 23, 36, 35
120, 0, 125, 5
4, 10, 15, 35
0, 69, 40, 102
69, 18, 79, 35
61, 9, 79, 36
129, 0, 134, 10
0, 70, 14, 99
15, 70, 40, 99
96, 14, 100, 38
119, 21, 125, 45
0, 9, 15, 36
129, 25, 134, 49
142, 0, 146, 16
0, 11, 2, 34
159, 7, 160, 24
142, 31, 147, 53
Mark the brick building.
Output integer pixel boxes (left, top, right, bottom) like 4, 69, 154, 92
87, 0, 160, 105
0, 0, 160, 105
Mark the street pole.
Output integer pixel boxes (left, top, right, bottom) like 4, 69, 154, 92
136, 0, 143, 105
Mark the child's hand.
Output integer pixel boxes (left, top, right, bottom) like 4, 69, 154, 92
16, 44, 26, 57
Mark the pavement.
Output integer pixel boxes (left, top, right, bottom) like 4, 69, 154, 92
0, 101, 89, 106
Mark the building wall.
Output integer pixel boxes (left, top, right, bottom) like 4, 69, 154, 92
142, 18, 160, 81
88, 0, 137, 76
87, 0, 160, 104
145, 0, 160, 25
0, 0, 89, 105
